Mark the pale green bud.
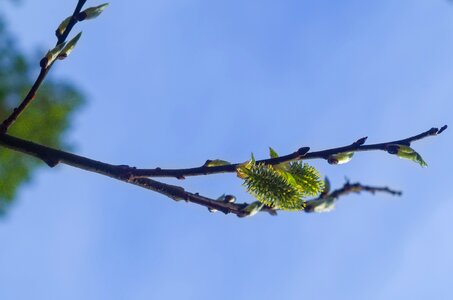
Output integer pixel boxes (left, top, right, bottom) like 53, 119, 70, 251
77, 3, 109, 21
242, 201, 264, 217
40, 42, 66, 68
56, 16, 71, 37
327, 152, 354, 165
58, 32, 82, 59
204, 159, 231, 167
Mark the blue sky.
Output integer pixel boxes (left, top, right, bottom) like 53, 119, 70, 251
0, 0, 452, 299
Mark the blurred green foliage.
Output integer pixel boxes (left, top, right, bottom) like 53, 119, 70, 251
0, 17, 84, 215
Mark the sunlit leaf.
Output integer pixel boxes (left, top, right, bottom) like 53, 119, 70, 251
387, 144, 428, 167
269, 147, 279, 159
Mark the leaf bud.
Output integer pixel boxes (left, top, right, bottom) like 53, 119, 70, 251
58, 32, 82, 59
77, 3, 109, 21
327, 152, 354, 165
40, 42, 67, 68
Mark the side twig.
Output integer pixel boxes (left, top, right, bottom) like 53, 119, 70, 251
304, 181, 402, 213
0, 0, 87, 134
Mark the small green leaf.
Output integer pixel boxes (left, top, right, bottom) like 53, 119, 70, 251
58, 32, 82, 59
269, 147, 279, 159
78, 3, 109, 21
388, 144, 428, 167
250, 152, 256, 163
242, 201, 264, 217
204, 159, 231, 167
328, 152, 354, 165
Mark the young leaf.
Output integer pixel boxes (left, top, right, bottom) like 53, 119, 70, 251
387, 144, 428, 167
327, 152, 354, 165
269, 147, 279, 159
77, 3, 109, 21
236, 159, 253, 179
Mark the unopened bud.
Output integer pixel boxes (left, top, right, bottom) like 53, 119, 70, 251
77, 3, 109, 21
58, 32, 82, 59
56, 16, 72, 38
40, 42, 66, 68
327, 152, 354, 165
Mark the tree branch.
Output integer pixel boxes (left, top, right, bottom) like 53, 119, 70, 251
0, 0, 447, 218
304, 181, 402, 213
127, 125, 448, 179
0, 0, 87, 134
0, 125, 435, 218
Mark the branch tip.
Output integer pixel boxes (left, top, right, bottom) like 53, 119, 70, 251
297, 147, 310, 156
438, 125, 448, 135
354, 136, 368, 146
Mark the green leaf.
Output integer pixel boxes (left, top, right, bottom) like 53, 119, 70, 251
250, 152, 256, 163
328, 151, 354, 165
269, 147, 279, 158
388, 144, 428, 167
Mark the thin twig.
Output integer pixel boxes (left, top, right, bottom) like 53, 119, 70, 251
127, 125, 448, 178
304, 181, 402, 213
0, 0, 87, 134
